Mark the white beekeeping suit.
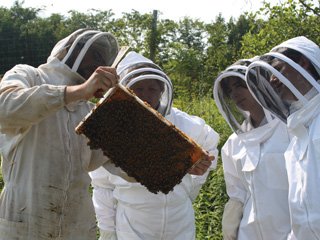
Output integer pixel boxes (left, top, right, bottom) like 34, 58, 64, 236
0, 29, 124, 239
246, 36, 320, 240
213, 59, 291, 240
89, 51, 220, 240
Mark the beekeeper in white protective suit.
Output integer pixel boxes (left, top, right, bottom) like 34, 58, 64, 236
0, 28, 133, 239
213, 58, 291, 240
89, 51, 220, 240
246, 36, 320, 240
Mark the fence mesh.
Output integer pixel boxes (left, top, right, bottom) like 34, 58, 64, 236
0, 29, 56, 76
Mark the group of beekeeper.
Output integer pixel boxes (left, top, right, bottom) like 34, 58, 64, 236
0, 29, 215, 239
215, 36, 320, 240
0, 27, 319, 240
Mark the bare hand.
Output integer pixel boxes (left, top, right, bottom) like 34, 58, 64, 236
188, 154, 215, 175
65, 66, 119, 104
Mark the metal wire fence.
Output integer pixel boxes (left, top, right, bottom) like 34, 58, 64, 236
0, 29, 56, 76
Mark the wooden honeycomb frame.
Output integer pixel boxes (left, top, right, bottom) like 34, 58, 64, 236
76, 84, 207, 194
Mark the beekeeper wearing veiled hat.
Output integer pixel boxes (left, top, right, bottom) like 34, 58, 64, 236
0, 28, 129, 239
246, 36, 320, 240
213, 58, 291, 240
89, 51, 220, 240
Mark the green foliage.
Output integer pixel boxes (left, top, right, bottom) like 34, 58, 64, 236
108, 10, 155, 55
240, 0, 320, 58
173, 92, 230, 240
205, 13, 239, 89
194, 163, 228, 240
173, 88, 232, 150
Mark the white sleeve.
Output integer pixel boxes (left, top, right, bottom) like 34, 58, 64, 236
221, 137, 248, 239
222, 199, 243, 240
0, 65, 66, 135
90, 167, 117, 231
221, 138, 247, 203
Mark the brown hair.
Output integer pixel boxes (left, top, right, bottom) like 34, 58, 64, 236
275, 47, 320, 79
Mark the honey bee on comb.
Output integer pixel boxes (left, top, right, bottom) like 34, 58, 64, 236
76, 84, 207, 194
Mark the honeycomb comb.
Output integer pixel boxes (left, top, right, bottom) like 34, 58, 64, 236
76, 84, 207, 194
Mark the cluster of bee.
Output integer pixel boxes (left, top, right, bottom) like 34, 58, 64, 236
77, 87, 204, 194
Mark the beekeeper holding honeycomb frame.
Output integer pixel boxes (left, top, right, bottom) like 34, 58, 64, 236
90, 51, 220, 240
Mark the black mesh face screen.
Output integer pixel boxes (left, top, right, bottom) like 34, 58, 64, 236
246, 65, 290, 123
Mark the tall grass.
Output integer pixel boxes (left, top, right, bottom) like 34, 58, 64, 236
173, 88, 231, 240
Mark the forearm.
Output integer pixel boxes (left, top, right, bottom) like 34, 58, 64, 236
65, 84, 88, 104
222, 144, 247, 202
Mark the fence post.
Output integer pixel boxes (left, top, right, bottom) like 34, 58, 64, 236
150, 10, 158, 62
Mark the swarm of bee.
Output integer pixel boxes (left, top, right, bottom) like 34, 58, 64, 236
76, 85, 206, 194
